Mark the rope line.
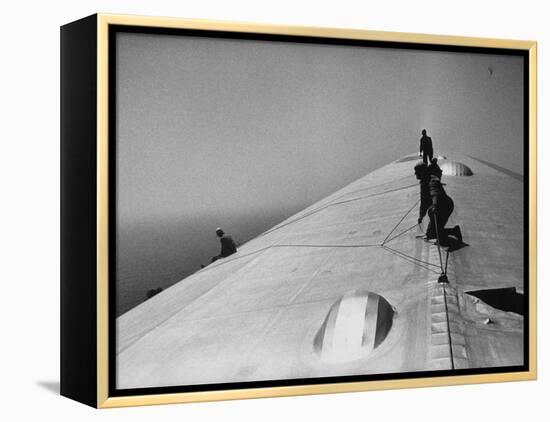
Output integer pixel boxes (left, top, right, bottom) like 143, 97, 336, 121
382, 245, 441, 269
384, 223, 420, 244
202, 182, 450, 281
381, 246, 440, 275
433, 212, 446, 275
201, 242, 383, 273
329, 184, 419, 208
260, 182, 418, 238
273, 243, 381, 249
382, 199, 420, 244
203, 246, 272, 269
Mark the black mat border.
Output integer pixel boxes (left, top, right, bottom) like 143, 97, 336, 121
107, 23, 530, 398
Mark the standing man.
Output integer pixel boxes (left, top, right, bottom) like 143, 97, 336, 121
419, 129, 433, 164
211, 227, 237, 262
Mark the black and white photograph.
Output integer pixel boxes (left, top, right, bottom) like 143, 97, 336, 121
6, 0, 549, 418
112, 27, 528, 391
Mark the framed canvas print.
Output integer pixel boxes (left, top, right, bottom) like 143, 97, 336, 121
60, 14, 537, 408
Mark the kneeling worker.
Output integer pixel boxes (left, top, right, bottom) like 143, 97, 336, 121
425, 171, 463, 247
211, 227, 237, 262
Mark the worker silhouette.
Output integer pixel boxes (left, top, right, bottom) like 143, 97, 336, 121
428, 157, 442, 179
418, 129, 433, 164
211, 227, 237, 262
425, 168, 463, 248
414, 161, 431, 225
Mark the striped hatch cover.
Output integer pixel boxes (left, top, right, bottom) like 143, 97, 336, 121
440, 161, 474, 176
314, 290, 394, 363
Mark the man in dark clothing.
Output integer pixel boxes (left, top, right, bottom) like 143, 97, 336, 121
414, 161, 431, 224
425, 174, 463, 246
211, 227, 237, 262
419, 129, 433, 164
428, 157, 442, 179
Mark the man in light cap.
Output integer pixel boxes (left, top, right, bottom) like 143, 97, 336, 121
211, 227, 237, 262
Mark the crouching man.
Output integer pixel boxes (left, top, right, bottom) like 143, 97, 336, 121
211, 227, 237, 262
425, 172, 463, 247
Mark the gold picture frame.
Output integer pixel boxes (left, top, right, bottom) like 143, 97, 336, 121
60, 13, 537, 408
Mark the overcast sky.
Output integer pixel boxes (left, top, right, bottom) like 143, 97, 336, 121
115, 32, 524, 313
116, 32, 523, 226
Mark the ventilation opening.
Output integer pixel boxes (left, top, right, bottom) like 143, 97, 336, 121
314, 290, 395, 363
466, 287, 524, 316
440, 161, 474, 176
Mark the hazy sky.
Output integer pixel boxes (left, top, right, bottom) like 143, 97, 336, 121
117, 32, 523, 225
115, 32, 524, 314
